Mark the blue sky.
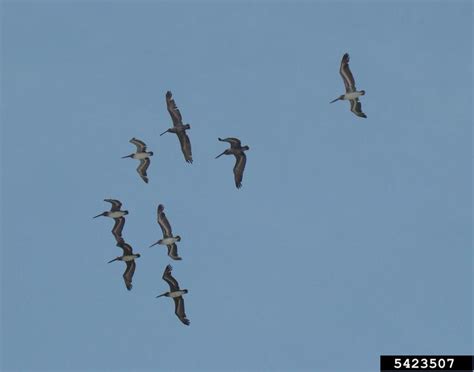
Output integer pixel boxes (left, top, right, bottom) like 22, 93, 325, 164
1, 1, 472, 371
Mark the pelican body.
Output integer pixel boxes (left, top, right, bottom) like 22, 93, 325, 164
149, 204, 182, 260
330, 53, 367, 118
215, 137, 249, 189
93, 199, 129, 219
160, 91, 193, 163
156, 264, 190, 326
108, 241, 141, 291
122, 138, 154, 183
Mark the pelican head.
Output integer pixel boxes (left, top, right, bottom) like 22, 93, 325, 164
215, 150, 230, 159
330, 95, 344, 103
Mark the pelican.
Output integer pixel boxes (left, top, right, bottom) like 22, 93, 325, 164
330, 53, 367, 118
160, 91, 193, 163
93, 199, 129, 219
108, 241, 141, 291
122, 138, 154, 183
156, 264, 190, 326
215, 137, 249, 189
149, 204, 182, 260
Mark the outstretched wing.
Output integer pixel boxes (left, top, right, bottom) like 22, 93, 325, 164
111, 217, 125, 244
339, 53, 357, 93
166, 91, 183, 127
123, 261, 136, 291
157, 204, 173, 238
104, 199, 122, 212
130, 137, 147, 152
177, 131, 193, 163
218, 137, 242, 149
233, 152, 247, 189
349, 99, 367, 118
167, 244, 182, 261
136, 158, 150, 183
117, 241, 133, 256
173, 297, 190, 325
162, 264, 180, 292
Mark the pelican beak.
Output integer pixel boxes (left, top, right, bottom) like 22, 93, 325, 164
121, 154, 133, 159
156, 293, 166, 298
330, 97, 340, 103
93, 213, 103, 218
160, 129, 168, 136
215, 151, 226, 159
107, 257, 118, 264
149, 241, 159, 248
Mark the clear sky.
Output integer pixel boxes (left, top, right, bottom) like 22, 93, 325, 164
1, 1, 472, 371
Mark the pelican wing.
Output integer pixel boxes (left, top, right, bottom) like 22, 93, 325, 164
218, 137, 242, 149
104, 199, 122, 212
339, 53, 356, 93
349, 99, 367, 118
162, 264, 180, 292
177, 131, 193, 163
137, 158, 150, 183
130, 137, 147, 152
123, 260, 136, 291
117, 241, 133, 256
157, 204, 173, 238
173, 297, 190, 325
111, 217, 125, 244
167, 244, 182, 261
166, 91, 183, 127
233, 152, 247, 189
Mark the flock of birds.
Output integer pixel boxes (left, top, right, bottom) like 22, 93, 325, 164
93, 52, 367, 326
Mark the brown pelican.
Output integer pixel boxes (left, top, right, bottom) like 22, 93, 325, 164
215, 137, 249, 189
122, 138, 154, 183
160, 91, 193, 163
108, 241, 141, 291
93, 199, 129, 219
330, 53, 367, 118
156, 264, 190, 326
149, 204, 182, 260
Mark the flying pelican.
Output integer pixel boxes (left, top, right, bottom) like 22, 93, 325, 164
149, 204, 182, 260
156, 264, 190, 326
160, 91, 193, 163
122, 138, 154, 183
108, 241, 141, 291
93, 199, 129, 219
330, 53, 367, 118
215, 137, 249, 189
